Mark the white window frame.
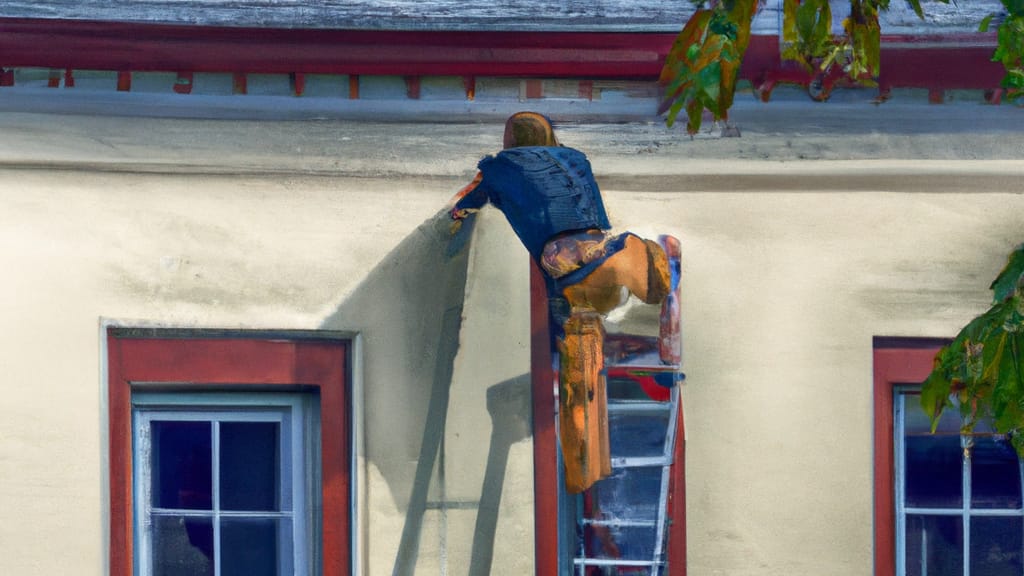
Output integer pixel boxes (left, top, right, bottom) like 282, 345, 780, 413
894, 390, 1024, 576
131, 392, 318, 576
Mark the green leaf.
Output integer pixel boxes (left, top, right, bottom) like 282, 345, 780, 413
993, 332, 1024, 432
685, 98, 704, 135
980, 13, 996, 33
687, 43, 702, 63
921, 360, 953, 430
923, 246, 1024, 441
991, 244, 1024, 303
665, 97, 686, 128
696, 61, 723, 114
906, 0, 926, 19
783, 0, 800, 43
1004, 70, 1024, 89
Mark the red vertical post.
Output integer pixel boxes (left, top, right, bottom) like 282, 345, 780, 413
116, 71, 131, 92
232, 72, 248, 95
0, 68, 13, 87
405, 76, 421, 99
107, 333, 133, 576
525, 79, 543, 99
463, 76, 476, 101
348, 75, 360, 99
666, 391, 687, 575
578, 80, 594, 101
292, 72, 306, 96
531, 263, 559, 576
63, 68, 75, 88
872, 342, 945, 576
173, 71, 193, 94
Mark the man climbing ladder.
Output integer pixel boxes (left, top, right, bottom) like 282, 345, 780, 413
449, 112, 672, 493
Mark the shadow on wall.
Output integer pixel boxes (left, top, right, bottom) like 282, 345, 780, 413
320, 206, 473, 500
320, 207, 525, 575
320, 207, 535, 575
470, 373, 533, 576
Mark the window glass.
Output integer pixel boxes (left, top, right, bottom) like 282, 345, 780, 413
151, 516, 214, 576
971, 434, 1022, 510
904, 514, 963, 576
221, 518, 290, 576
970, 516, 1023, 575
608, 408, 671, 460
135, 397, 310, 576
588, 467, 663, 523
220, 421, 281, 512
152, 421, 212, 511
572, 380, 677, 575
903, 398, 963, 509
582, 523, 659, 562
897, 391, 1024, 576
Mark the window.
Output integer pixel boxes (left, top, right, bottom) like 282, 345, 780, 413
894, 390, 1024, 576
107, 330, 350, 576
530, 263, 686, 576
875, 338, 1024, 576
570, 379, 682, 575
132, 393, 317, 576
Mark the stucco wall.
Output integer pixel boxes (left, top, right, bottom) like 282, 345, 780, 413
1, 113, 1023, 575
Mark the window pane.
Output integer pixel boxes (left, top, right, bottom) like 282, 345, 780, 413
220, 421, 281, 511
971, 434, 1022, 509
576, 566, 656, 576
905, 514, 963, 576
608, 408, 671, 459
970, 516, 1023, 576
152, 515, 214, 576
587, 467, 663, 523
581, 524, 659, 562
221, 518, 291, 576
607, 376, 671, 402
152, 421, 212, 510
904, 397, 963, 509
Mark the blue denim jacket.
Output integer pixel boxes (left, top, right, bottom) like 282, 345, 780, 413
455, 146, 611, 261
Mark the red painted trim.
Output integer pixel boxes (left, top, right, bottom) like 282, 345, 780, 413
0, 18, 1001, 95
232, 72, 247, 95
292, 72, 306, 96
872, 343, 945, 576
173, 71, 193, 94
0, 18, 677, 78
531, 263, 560, 576
107, 332, 132, 576
404, 76, 421, 100
525, 79, 544, 99
667, 390, 686, 575
348, 75, 360, 99
107, 332, 350, 576
578, 80, 594, 101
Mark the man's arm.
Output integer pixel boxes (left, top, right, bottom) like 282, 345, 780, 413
448, 172, 487, 221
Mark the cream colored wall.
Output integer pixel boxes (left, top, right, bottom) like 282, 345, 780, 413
597, 190, 1024, 575
0, 167, 480, 575
2, 158, 1024, 576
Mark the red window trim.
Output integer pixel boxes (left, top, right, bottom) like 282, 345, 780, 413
107, 329, 350, 576
531, 265, 686, 575
872, 337, 949, 576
